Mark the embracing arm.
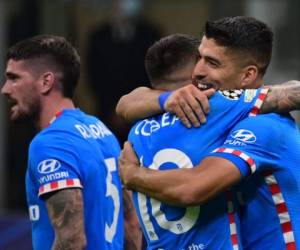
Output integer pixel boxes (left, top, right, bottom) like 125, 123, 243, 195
116, 81, 300, 125
116, 87, 163, 123
116, 84, 214, 127
261, 80, 300, 113
119, 142, 241, 207
45, 188, 86, 250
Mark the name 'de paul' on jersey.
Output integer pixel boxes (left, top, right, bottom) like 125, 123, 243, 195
38, 121, 112, 185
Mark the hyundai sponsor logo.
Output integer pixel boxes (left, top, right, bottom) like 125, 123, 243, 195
38, 171, 69, 184
37, 159, 61, 174
231, 129, 256, 143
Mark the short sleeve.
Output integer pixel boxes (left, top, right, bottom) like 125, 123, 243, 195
209, 87, 269, 118
28, 131, 83, 197
208, 114, 283, 177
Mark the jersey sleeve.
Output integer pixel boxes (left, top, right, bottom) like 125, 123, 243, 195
28, 131, 83, 197
209, 87, 269, 118
208, 114, 284, 177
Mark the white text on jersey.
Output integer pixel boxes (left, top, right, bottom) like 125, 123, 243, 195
135, 113, 179, 136
75, 121, 112, 139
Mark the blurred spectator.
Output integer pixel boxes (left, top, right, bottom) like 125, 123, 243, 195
86, 0, 161, 143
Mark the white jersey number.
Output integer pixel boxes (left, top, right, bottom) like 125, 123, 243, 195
104, 158, 121, 243
29, 205, 40, 221
137, 148, 200, 241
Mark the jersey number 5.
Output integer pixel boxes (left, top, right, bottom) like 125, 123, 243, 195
104, 158, 120, 243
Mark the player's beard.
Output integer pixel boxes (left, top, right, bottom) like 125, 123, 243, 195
11, 95, 42, 126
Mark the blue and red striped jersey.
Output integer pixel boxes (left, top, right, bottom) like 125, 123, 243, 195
210, 113, 300, 249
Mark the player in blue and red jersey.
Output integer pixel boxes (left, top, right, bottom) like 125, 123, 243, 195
210, 113, 300, 249
1, 35, 124, 249
127, 86, 268, 249
118, 17, 300, 250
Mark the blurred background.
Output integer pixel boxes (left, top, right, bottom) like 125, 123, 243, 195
0, 0, 299, 249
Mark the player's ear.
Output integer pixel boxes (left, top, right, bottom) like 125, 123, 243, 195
40, 72, 55, 94
240, 65, 259, 88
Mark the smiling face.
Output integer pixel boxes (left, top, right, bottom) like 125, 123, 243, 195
1, 59, 41, 122
192, 36, 260, 90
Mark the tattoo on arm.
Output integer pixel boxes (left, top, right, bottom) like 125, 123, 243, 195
45, 188, 86, 250
261, 80, 300, 114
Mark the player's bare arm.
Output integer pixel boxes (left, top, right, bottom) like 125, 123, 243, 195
116, 87, 163, 122
261, 80, 300, 113
119, 142, 241, 206
116, 84, 215, 127
117, 81, 300, 129
45, 188, 86, 250
123, 189, 142, 250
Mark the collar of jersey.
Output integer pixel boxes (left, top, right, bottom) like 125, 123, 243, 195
48, 108, 80, 125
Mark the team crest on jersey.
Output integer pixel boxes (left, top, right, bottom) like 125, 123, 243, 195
244, 89, 257, 102
219, 90, 243, 100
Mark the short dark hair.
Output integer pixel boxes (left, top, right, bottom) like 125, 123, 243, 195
7, 34, 80, 98
204, 16, 273, 75
145, 34, 200, 87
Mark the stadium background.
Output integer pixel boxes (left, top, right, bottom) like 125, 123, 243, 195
0, 0, 299, 249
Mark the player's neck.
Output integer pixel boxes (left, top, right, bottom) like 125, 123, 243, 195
246, 78, 264, 89
38, 96, 75, 130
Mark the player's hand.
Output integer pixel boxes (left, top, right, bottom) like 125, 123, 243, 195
119, 141, 140, 188
164, 84, 215, 128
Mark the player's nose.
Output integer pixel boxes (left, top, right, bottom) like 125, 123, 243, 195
193, 58, 206, 79
1, 81, 11, 96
